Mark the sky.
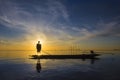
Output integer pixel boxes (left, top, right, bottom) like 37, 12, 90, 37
0, 0, 120, 50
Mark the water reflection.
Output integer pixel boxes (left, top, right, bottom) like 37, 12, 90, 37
1, 51, 120, 80
34, 58, 99, 73
36, 59, 41, 73
90, 58, 97, 64
81, 58, 99, 64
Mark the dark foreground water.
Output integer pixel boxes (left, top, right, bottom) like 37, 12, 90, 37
0, 51, 120, 80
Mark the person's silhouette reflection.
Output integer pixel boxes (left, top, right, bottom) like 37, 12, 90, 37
90, 58, 95, 64
36, 59, 41, 73
82, 58, 97, 64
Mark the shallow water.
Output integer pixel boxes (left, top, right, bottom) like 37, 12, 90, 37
0, 51, 120, 80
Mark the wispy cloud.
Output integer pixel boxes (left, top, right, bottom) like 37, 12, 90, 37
0, 0, 71, 45
70, 19, 120, 42
0, 39, 13, 45
0, 0, 120, 46
47, 0, 69, 22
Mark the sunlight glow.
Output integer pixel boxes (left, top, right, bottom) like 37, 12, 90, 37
32, 38, 44, 46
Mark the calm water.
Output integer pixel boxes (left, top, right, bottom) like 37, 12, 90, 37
0, 51, 120, 80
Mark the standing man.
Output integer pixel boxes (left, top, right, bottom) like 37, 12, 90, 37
36, 41, 42, 53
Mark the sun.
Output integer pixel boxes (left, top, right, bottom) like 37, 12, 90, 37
33, 38, 44, 45
37, 39, 44, 44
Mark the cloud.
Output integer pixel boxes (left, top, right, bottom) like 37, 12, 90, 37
0, 40, 7, 45
95, 21, 120, 37
63, 18, 120, 43
0, 39, 12, 45
47, 0, 69, 22
0, 0, 120, 46
0, 0, 70, 42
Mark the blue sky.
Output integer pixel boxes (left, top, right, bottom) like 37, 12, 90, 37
0, 0, 120, 50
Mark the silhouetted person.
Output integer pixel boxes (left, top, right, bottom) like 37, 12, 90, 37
36, 59, 41, 73
36, 41, 41, 53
